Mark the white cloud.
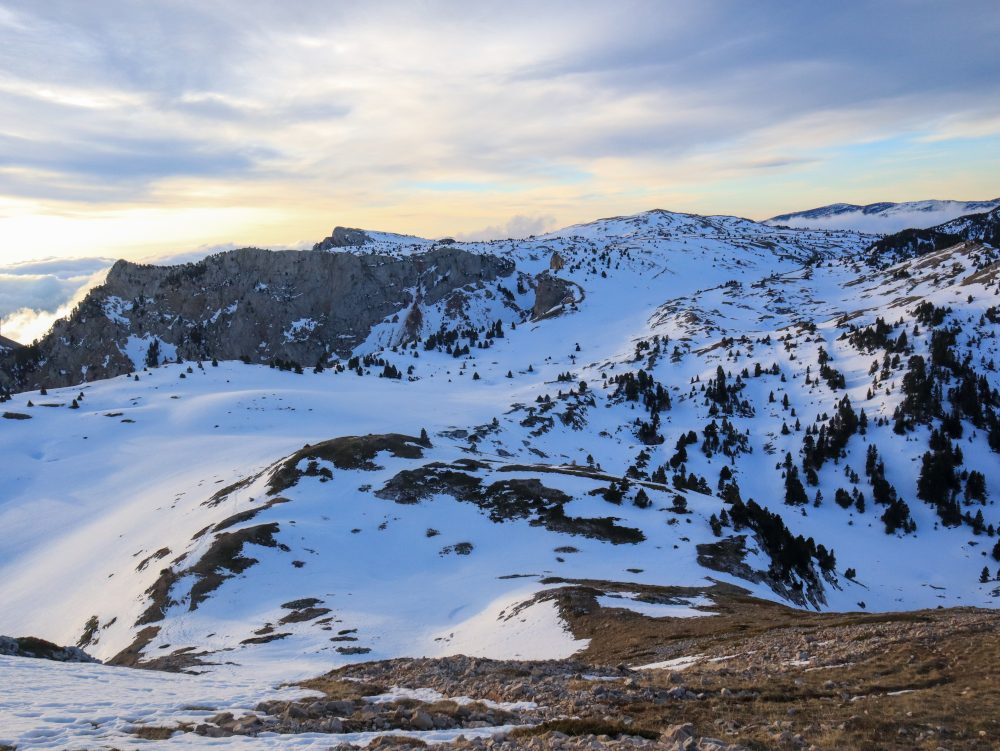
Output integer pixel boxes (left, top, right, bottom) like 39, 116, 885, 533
0, 260, 110, 343
0, 1, 998, 258
0, 257, 112, 316
1, 306, 61, 344
774, 207, 995, 235
456, 214, 557, 241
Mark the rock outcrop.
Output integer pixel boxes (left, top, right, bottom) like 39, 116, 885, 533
0, 245, 516, 390
0, 635, 98, 663
532, 272, 578, 319
313, 226, 372, 250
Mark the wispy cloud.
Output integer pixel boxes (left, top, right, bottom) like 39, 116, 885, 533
0, 0, 997, 263
456, 214, 557, 242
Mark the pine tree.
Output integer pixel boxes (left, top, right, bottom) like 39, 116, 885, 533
145, 340, 160, 368
784, 466, 808, 506
603, 482, 623, 504
981, 566, 991, 584
966, 471, 987, 503
834, 488, 852, 509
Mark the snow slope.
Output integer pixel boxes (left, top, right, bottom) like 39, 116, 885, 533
1, 208, 998, 697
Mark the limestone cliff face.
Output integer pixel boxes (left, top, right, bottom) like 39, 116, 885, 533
532, 272, 580, 319
1, 246, 516, 389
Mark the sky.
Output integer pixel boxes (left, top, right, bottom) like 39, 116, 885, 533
1, 0, 999, 340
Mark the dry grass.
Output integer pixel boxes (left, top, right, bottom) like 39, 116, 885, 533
128, 725, 179, 740
544, 579, 937, 666
296, 676, 386, 700
548, 581, 1000, 750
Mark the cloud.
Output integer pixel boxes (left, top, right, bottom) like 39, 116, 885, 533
0, 0, 998, 259
1, 307, 62, 344
0, 257, 112, 343
771, 203, 1000, 235
0, 256, 114, 279
456, 214, 557, 242
0, 256, 112, 316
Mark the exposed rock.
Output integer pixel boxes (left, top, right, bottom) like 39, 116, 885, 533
663, 723, 695, 744
0, 635, 99, 663
314, 226, 373, 250
532, 272, 577, 320
0, 245, 516, 390
411, 710, 435, 731
867, 207, 1000, 262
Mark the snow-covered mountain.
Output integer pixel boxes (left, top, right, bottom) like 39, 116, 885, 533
865, 206, 1000, 264
765, 198, 1000, 233
1, 208, 998, 690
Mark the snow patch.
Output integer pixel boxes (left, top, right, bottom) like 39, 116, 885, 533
120, 335, 177, 370
634, 655, 705, 671
596, 593, 714, 618
284, 318, 319, 342
430, 591, 588, 660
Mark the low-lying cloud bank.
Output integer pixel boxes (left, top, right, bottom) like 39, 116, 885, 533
0, 258, 113, 344
769, 199, 1000, 234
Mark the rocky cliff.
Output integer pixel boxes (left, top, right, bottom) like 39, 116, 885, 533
0, 244, 521, 389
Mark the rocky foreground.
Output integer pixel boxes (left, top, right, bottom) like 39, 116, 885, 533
123, 604, 999, 751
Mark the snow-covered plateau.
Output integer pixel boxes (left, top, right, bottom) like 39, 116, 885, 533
1, 207, 998, 749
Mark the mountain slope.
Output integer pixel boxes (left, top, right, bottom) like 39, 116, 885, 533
865, 205, 1000, 263
0, 209, 998, 683
766, 198, 1000, 233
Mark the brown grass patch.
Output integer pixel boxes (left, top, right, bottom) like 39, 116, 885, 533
129, 725, 180, 739
297, 676, 386, 700
512, 719, 659, 740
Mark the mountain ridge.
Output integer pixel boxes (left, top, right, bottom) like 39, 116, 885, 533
0, 209, 871, 391
765, 197, 1000, 233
